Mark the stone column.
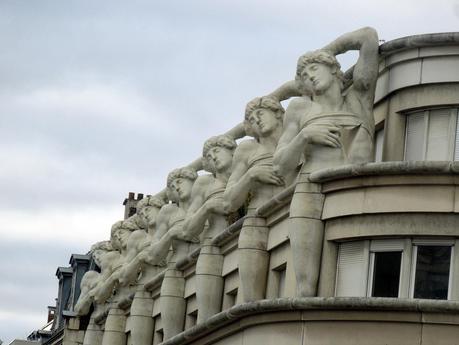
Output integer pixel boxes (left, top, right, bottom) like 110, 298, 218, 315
195, 239, 224, 323
159, 264, 186, 340
288, 172, 325, 297
82, 311, 103, 345
101, 306, 127, 345
129, 274, 155, 345
238, 210, 270, 302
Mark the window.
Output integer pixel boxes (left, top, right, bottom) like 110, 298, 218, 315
336, 241, 369, 297
374, 127, 384, 162
404, 108, 459, 161
335, 239, 454, 300
222, 288, 238, 309
185, 310, 197, 329
370, 251, 402, 297
410, 241, 454, 300
273, 264, 287, 298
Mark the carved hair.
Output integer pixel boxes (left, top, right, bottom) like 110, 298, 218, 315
110, 221, 123, 239
166, 167, 198, 188
90, 240, 114, 253
202, 135, 237, 158
295, 50, 345, 89
244, 96, 284, 121
137, 195, 167, 210
244, 96, 284, 138
122, 216, 142, 231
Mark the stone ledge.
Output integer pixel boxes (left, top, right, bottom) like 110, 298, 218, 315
380, 32, 459, 56
161, 297, 459, 345
309, 161, 459, 183
144, 270, 166, 292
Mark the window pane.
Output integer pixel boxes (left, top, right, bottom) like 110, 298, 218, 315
426, 109, 452, 160
405, 112, 425, 160
371, 251, 401, 297
414, 246, 451, 300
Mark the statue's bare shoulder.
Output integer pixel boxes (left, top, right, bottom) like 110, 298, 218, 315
285, 97, 312, 125
233, 139, 258, 159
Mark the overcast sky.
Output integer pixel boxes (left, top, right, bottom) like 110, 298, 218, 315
1, 0, 458, 343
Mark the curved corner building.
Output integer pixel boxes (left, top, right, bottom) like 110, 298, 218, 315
49, 32, 459, 345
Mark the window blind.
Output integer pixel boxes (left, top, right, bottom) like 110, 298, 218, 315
336, 241, 368, 297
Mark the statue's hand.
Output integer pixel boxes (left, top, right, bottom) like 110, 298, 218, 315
168, 224, 185, 239
248, 165, 284, 186
301, 123, 341, 147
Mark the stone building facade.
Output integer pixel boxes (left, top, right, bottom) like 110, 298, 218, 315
26, 30, 459, 345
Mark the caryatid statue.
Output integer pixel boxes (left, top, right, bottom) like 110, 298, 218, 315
95, 218, 144, 345
273, 27, 379, 297
118, 194, 169, 345
224, 96, 295, 302
178, 134, 237, 323
74, 241, 119, 345
158, 167, 199, 340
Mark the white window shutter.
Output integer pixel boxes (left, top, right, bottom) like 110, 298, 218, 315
426, 108, 453, 160
335, 241, 369, 297
405, 111, 426, 161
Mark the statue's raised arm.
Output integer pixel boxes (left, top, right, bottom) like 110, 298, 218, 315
321, 26, 379, 97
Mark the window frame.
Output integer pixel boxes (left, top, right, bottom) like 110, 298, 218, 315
409, 239, 455, 300
366, 239, 405, 298
336, 238, 456, 300
404, 107, 459, 161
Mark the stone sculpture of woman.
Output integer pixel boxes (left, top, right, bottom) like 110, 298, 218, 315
223, 96, 295, 302
273, 27, 379, 297
177, 134, 237, 323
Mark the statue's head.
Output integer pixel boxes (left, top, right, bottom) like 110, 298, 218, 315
296, 50, 345, 94
166, 167, 198, 204
244, 96, 284, 139
110, 220, 132, 251
90, 240, 114, 267
202, 135, 237, 175
136, 195, 167, 228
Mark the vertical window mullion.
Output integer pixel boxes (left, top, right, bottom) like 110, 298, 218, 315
399, 239, 413, 298
423, 110, 429, 160
447, 109, 457, 160
448, 246, 454, 300
366, 252, 375, 297
409, 245, 418, 298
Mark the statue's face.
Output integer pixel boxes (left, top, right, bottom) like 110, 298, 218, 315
137, 205, 160, 228
169, 177, 194, 203
247, 108, 279, 138
301, 62, 335, 94
92, 249, 104, 267
112, 228, 130, 251
205, 146, 233, 173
